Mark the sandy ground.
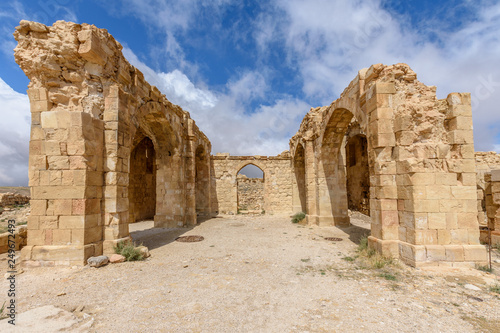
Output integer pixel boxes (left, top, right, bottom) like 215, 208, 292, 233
1, 215, 500, 332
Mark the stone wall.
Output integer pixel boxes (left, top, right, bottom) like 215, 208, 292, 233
211, 153, 292, 215
474, 152, 500, 232
237, 175, 264, 211
14, 20, 212, 266
0, 193, 30, 207
491, 169, 500, 245
0, 226, 27, 254
290, 63, 488, 267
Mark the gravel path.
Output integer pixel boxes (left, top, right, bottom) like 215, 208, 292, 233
1, 215, 500, 332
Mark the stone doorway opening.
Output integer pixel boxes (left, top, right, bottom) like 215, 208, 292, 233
195, 145, 210, 220
129, 136, 156, 224
294, 143, 307, 214
237, 164, 265, 214
345, 133, 370, 217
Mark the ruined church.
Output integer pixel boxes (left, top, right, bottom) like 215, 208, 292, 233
13, 20, 500, 268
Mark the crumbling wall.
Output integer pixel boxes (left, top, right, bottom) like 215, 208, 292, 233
211, 153, 292, 215
237, 175, 264, 211
14, 20, 212, 266
0, 193, 30, 207
290, 63, 487, 267
490, 169, 500, 245
474, 152, 500, 230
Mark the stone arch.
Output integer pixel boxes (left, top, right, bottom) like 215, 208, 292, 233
317, 108, 356, 226
129, 135, 156, 223
236, 162, 267, 178
195, 145, 210, 217
130, 101, 182, 228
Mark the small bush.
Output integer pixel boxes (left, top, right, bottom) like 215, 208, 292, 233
114, 240, 143, 261
291, 212, 306, 224
358, 236, 369, 251
378, 272, 397, 281
342, 256, 355, 262
477, 264, 493, 273
489, 284, 500, 294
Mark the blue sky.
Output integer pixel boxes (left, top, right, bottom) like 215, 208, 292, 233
0, 0, 500, 185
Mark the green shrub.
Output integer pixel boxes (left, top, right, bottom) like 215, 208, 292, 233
114, 240, 143, 261
476, 264, 493, 273
358, 236, 368, 251
489, 284, 500, 294
378, 272, 397, 281
291, 212, 306, 223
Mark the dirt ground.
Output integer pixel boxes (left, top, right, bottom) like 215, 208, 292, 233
1, 214, 500, 332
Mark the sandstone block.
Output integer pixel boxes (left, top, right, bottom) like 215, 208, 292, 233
492, 169, 500, 182
463, 245, 487, 261
445, 245, 464, 261
109, 254, 125, 263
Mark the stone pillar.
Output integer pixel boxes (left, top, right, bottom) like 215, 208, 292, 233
185, 122, 197, 226
365, 82, 399, 257
102, 86, 131, 255
396, 93, 487, 267
491, 169, 500, 244
304, 140, 319, 225
22, 88, 104, 266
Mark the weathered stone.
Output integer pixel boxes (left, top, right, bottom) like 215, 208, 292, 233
87, 255, 108, 267
109, 254, 125, 263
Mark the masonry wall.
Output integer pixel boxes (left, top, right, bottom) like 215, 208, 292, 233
290, 63, 488, 267
237, 175, 264, 211
15, 20, 211, 266
490, 169, 500, 245
211, 153, 292, 215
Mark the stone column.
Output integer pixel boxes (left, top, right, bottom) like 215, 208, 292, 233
22, 88, 104, 266
365, 82, 399, 257
304, 139, 319, 225
102, 86, 131, 255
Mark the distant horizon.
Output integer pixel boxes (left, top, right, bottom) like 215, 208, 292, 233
1, 0, 500, 186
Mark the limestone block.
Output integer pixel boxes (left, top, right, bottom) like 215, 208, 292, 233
78, 30, 107, 65
463, 245, 487, 261
59, 216, 85, 229
451, 186, 477, 200
428, 213, 446, 230
437, 230, 452, 245
492, 169, 500, 182
445, 245, 464, 261
448, 116, 473, 131
426, 245, 446, 261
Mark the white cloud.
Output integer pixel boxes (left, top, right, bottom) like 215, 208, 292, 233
0, 77, 30, 186
123, 47, 309, 156
255, 0, 500, 151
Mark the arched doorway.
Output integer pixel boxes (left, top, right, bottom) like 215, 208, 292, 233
346, 134, 370, 216
294, 144, 307, 213
195, 145, 210, 218
129, 136, 156, 223
318, 108, 354, 226
237, 164, 265, 214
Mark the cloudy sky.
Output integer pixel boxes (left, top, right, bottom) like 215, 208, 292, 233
0, 0, 499, 185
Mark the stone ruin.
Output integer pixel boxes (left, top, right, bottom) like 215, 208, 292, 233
13, 20, 500, 267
